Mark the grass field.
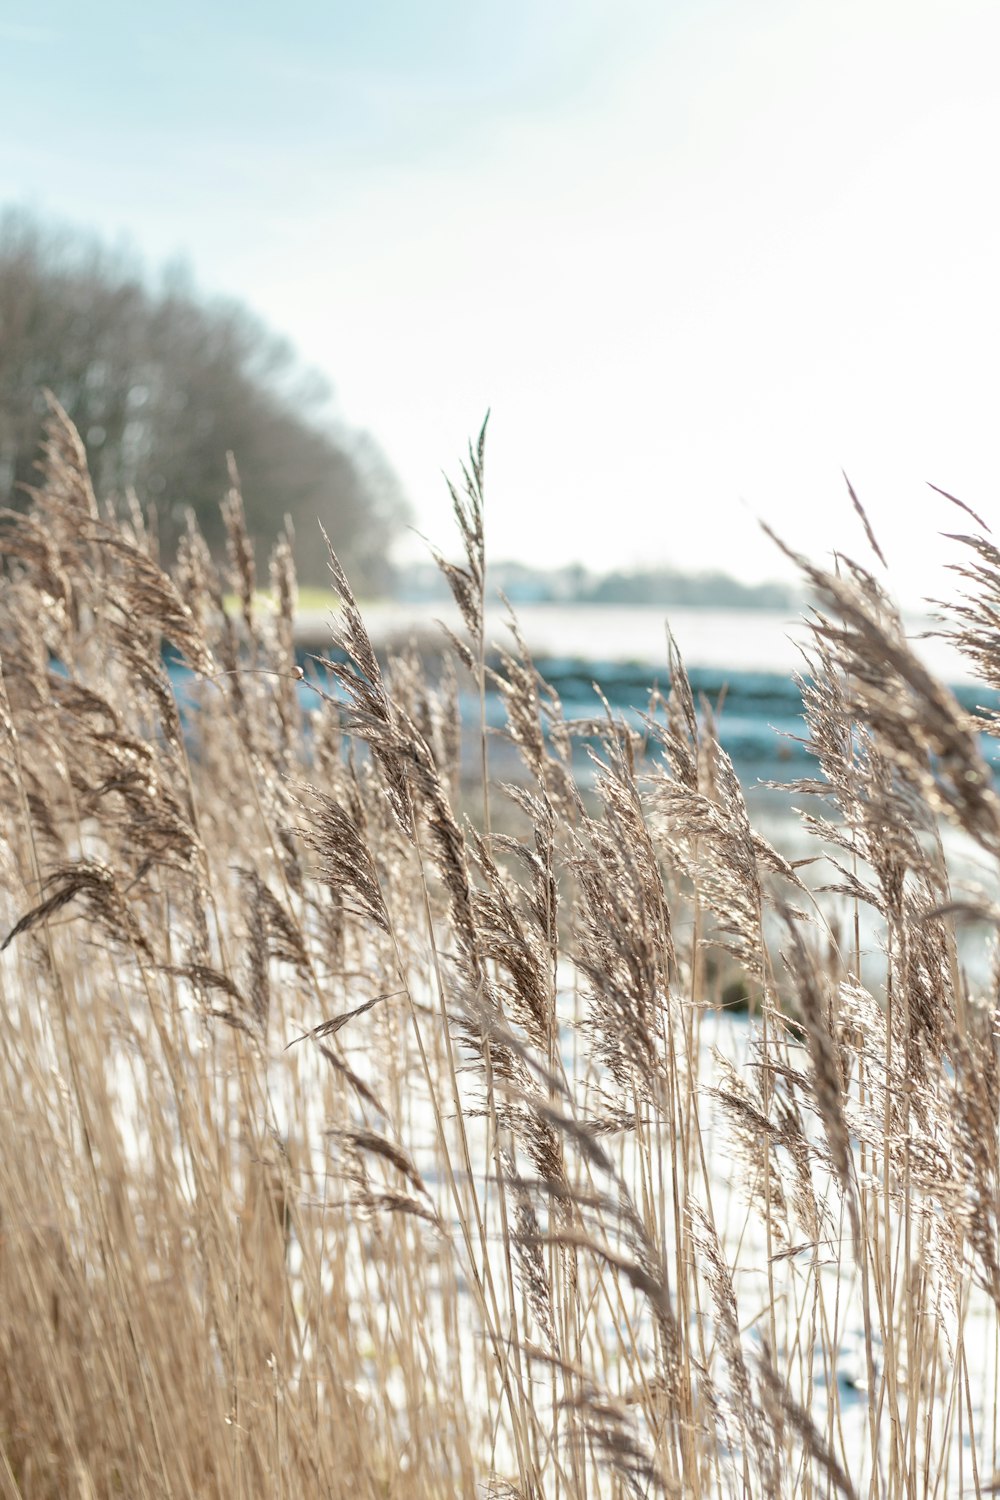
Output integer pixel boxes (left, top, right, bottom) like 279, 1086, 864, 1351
222, 584, 344, 617
2, 403, 1000, 1498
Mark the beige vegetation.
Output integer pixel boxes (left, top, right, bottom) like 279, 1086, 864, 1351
2, 402, 1000, 1498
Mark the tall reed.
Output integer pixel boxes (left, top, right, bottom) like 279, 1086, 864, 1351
1, 399, 999, 1499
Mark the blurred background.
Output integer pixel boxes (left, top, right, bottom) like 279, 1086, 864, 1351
3, 0, 1000, 770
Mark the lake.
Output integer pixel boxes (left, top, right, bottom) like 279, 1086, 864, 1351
295, 601, 996, 788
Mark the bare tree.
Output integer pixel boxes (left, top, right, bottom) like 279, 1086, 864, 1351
0, 209, 406, 588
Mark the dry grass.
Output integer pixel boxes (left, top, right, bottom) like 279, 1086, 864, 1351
2, 399, 1000, 1498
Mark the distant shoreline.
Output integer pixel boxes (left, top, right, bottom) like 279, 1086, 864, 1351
291, 598, 807, 660
291, 598, 972, 683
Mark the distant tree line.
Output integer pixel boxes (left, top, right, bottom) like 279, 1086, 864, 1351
0, 210, 407, 589
581, 567, 794, 609
398, 558, 797, 609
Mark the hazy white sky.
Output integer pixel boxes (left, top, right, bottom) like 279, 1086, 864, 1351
4, 0, 1000, 601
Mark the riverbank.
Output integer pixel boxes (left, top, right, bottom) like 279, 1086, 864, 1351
294, 596, 975, 677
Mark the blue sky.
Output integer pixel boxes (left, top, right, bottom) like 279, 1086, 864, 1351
4, 0, 1000, 600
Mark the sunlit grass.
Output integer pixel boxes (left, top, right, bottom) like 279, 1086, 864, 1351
222, 584, 344, 615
